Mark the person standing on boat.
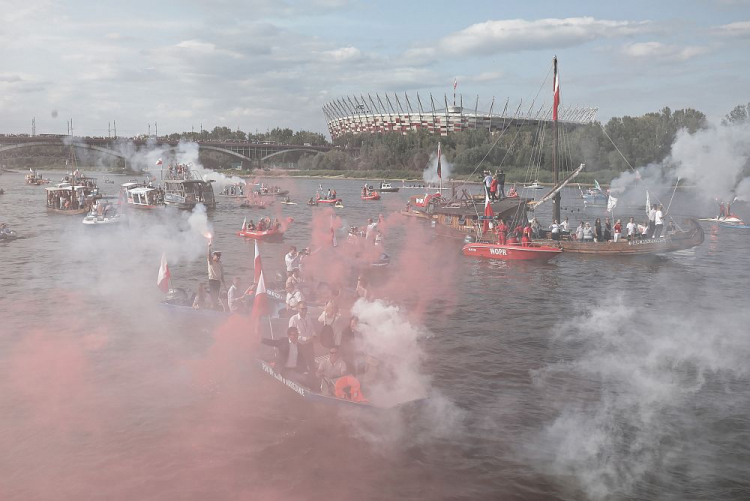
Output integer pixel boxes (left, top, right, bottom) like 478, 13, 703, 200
490, 175, 499, 201
498, 170, 506, 199
521, 224, 533, 246
227, 276, 247, 313
289, 302, 316, 373
285, 246, 300, 277
495, 219, 508, 245
582, 222, 594, 242
594, 218, 603, 242
262, 326, 310, 379
719, 201, 726, 219
626, 217, 637, 242
207, 241, 226, 310
647, 204, 657, 238
284, 278, 304, 315
604, 218, 612, 242
613, 219, 623, 243
483, 171, 493, 198
549, 220, 560, 241
653, 205, 665, 238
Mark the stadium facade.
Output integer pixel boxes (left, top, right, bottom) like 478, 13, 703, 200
323, 93, 598, 140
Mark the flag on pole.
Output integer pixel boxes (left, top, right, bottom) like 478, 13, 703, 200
253, 240, 262, 285
483, 191, 494, 235
155, 158, 163, 166
646, 190, 651, 217
453, 78, 458, 90
157, 252, 170, 293
250, 270, 270, 337
436, 142, 442, 179
242, 217, 247, 232
594, 180, 602, 192
552, 68, 560, 121
607, 196, 618, 213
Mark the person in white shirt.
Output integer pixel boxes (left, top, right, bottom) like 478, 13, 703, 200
317, 348, 347, 393
285, 246, 300, 276
549, 220, 560, 241
647, 204, 657, 238
560, 217, 570, 233
365, 218, 378, 241
653, 205, 665, 238
285, 279, 304, 314
626, 217, 637, 242
261, 327, 309, 378
289, 302, 316, 373
226, 276, 247, 313
483, 171, 493, 197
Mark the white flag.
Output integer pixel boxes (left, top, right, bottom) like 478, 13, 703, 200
645, 190, 650, 217
607, 196, 618, 213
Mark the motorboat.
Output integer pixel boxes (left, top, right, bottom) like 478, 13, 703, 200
378, 182, 399, 193
462, 242, 562, 261
525, 181, 544, 190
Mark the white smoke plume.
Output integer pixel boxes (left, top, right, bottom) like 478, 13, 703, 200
423, 149, 453, 184
529, 294, 750, 499
670, 122, 750, 201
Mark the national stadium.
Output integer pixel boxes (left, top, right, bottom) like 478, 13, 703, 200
322, 93, 598, 140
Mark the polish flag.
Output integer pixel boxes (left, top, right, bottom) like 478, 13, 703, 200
552, 71, 560, 121
436, 142, 442, 179
241, 217, 247, 232
483, 192, 494, 235
253, 240, 262, 285
157, 252, 170, 293
250, 270, 270, 336
453, 78, 458, 90
155, 158, 163, 166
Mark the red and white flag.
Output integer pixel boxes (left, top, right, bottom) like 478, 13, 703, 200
483, 191, 494, 235
250, 270, 270, 336
155, 158, 163, 166
552, 70, 560, 121
157, 252, 170, 293
453, 78, 458, 90
253, 239, 262, 285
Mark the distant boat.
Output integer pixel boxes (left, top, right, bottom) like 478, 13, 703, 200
462, 242, 562, 262
525, 181, 544, 190
379, 181, 399, 193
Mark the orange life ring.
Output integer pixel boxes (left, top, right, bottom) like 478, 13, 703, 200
334, 375, 366, 402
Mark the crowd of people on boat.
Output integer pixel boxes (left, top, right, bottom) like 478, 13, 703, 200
221, 183, 245, 196
242, 217, 282, 233
46, 187, 90, 211
484, 170, 507, 201
165, 164, 193, 180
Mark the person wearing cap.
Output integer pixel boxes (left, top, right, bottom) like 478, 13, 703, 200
207, 240, 226, 310
288, 302, 316, 373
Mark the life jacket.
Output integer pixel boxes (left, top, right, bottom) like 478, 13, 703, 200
334, 375, 366, 402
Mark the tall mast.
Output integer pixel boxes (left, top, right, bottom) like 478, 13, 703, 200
552, 56, 561, 224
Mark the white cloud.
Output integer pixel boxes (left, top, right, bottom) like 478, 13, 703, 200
435, 17, 654, 56
323, 46, 364, 63
621, 42, 709, 61
712, 20, 750, 37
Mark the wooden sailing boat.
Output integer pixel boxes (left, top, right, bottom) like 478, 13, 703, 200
530, 57, 704, 255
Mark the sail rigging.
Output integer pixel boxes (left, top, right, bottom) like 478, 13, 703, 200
528, 163, 585, 208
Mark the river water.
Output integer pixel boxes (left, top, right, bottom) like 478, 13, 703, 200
1, 170, 749, 501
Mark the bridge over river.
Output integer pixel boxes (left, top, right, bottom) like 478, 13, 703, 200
0, 136, 354, 170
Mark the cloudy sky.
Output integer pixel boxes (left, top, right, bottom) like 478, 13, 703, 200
1, 0, 749, 138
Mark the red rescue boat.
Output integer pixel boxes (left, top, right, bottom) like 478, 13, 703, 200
361, 191, 381, 201
462, 242, 562, 261
237, 217, 293, 240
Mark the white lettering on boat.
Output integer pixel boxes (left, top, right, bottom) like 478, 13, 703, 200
628, 239, 666, 246
262, 363, 306, 396
489, 247, 508, 255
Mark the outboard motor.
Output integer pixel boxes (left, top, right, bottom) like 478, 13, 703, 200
464, 235, 475, 244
